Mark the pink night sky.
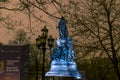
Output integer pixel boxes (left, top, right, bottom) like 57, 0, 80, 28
0, 0, 60, 44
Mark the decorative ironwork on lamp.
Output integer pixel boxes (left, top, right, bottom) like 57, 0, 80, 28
48, 35, 54, 49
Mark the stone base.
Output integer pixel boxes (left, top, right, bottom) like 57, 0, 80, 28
45, 60, 82, 79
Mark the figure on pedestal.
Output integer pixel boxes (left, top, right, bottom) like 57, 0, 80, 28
45, 17, 82, 79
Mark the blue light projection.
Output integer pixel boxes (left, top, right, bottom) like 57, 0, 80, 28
45, 17, 82, 79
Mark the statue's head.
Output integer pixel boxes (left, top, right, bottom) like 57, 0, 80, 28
57, 17, 66, 28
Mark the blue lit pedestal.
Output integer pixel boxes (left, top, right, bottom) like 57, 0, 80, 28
46, 61, 81, 78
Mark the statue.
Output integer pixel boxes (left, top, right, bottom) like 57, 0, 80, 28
52, 17, 75, 61
45, 17, 82, 79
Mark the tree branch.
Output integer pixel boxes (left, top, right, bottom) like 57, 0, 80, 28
0, 6, 25, 11
26, 0, 61, 19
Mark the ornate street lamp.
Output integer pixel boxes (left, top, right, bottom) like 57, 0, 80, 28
36, 26, 54, 80
36, 35, 42, 48
41, 26, 48, 39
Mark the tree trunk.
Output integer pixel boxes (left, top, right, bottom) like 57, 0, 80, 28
113, 63, 120, 80
113, 55, 120, 80
35, 58, 38, 80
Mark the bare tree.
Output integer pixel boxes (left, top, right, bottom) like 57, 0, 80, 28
25, 0, 120, 79
12, 0, 120, 79
1, 0, 120, 79
67, 0, 120, 80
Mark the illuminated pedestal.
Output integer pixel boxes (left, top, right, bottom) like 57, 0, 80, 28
45, 61, 81, 78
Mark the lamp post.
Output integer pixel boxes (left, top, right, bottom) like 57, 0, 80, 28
36, 26, 54, 80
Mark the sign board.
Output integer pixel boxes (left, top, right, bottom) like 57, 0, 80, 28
0, 44, 29, 80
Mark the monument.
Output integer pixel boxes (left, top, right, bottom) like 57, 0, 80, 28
0, 44, 29, 80
45, 17, 82, 79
